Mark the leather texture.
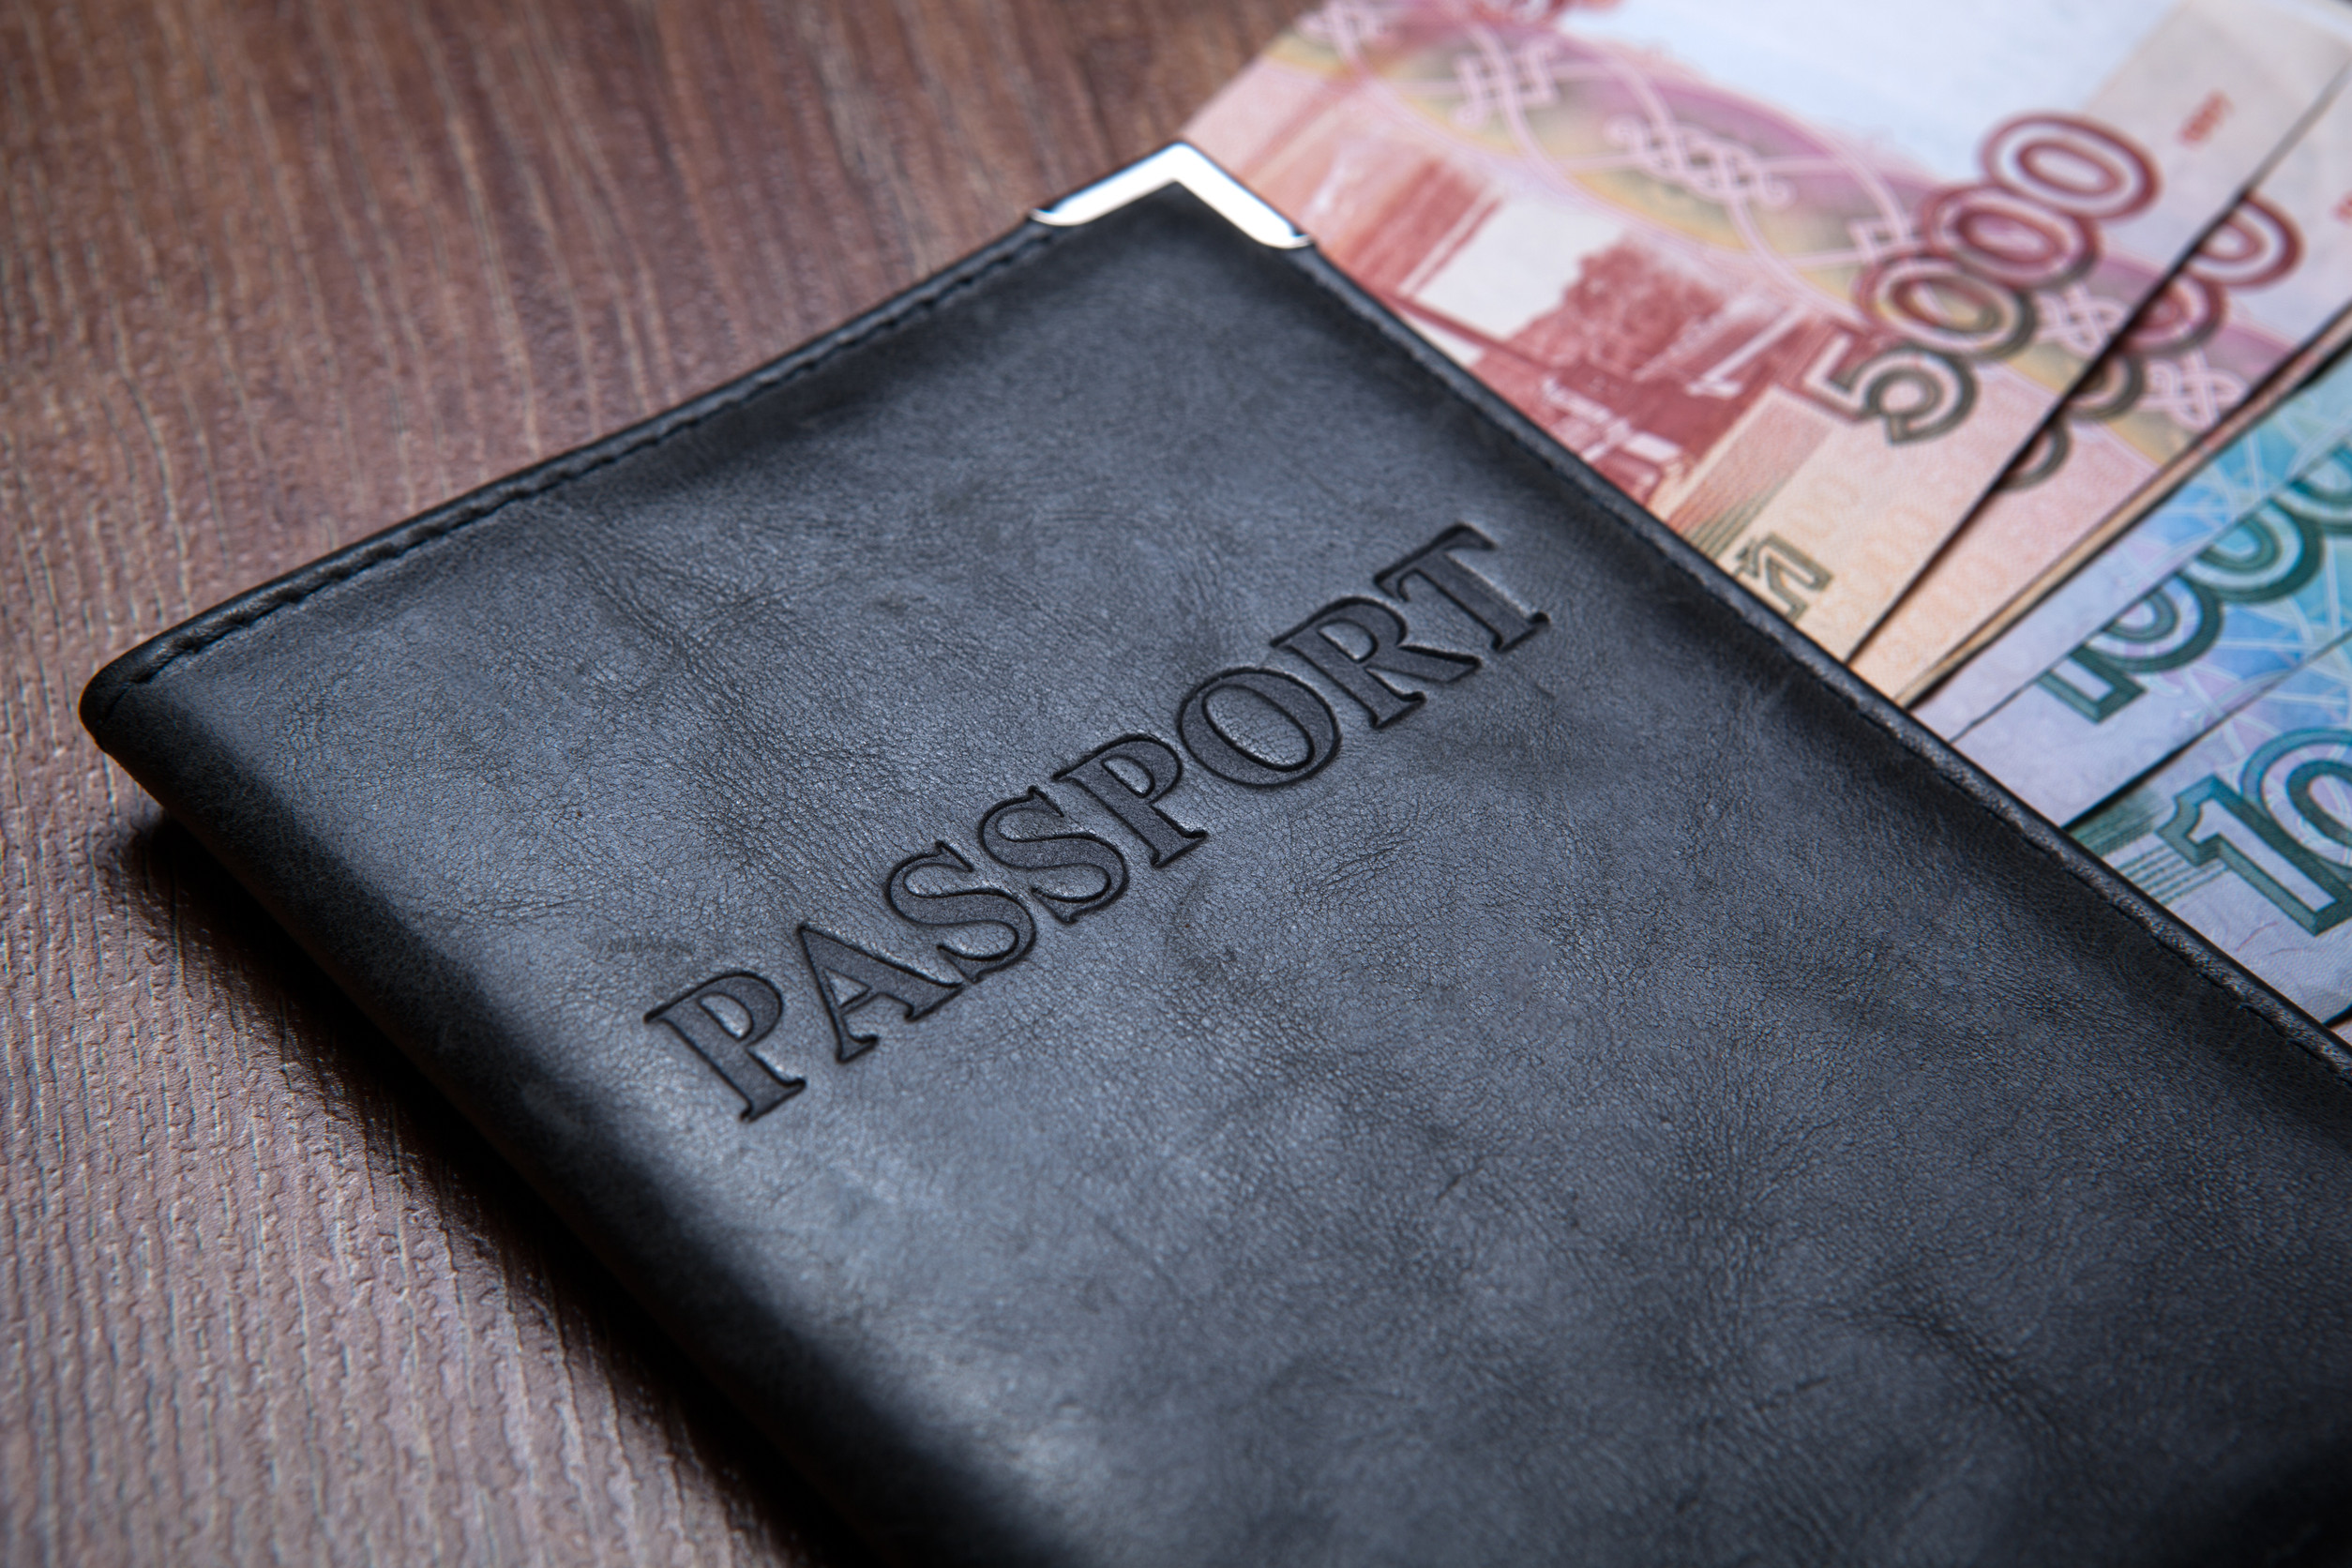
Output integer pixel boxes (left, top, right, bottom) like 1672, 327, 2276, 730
83, 179, 2352, 1568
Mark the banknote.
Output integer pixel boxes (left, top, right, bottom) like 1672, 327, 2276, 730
1918, 342, 2352, 744
1905, 305, 2352, 726
1962, 451, 2352, 825
1853, 85, 2352, 702
1950, 402, 2352, 823
1187, 0, 2352, 656
2072, 644, 2352, 1021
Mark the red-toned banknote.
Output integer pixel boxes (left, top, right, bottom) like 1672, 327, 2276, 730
1186, 0, 2352, 655
1856, 84, 2352, 701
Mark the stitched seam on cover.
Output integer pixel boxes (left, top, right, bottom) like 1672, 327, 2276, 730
112, 228, 1055, 701
1279, 250, 2337, 1068
1883, 715, 2336, 1063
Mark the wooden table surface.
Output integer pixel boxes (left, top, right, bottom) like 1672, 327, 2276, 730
1, 2, 1290, 1560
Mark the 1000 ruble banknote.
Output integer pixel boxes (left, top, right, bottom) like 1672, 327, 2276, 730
1917, 325, 2352, 737
1944, 350, 2352, 822
1186, 0, 2352, 655
2073, 643, 2352, 1023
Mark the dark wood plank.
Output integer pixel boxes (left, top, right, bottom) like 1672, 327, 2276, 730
0, 1, 1292, 1559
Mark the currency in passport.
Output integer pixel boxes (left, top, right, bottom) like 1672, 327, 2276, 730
2072, 645, 2352, 1023
1952, 427, 2352, 824
1917, 327, 2352, 740
1185, 0, 2352, 655
1854, 85, 2352, 702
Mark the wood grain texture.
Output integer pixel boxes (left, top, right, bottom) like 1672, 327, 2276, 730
0, 1, 1292, 1560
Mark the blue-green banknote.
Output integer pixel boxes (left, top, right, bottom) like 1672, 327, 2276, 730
2073, 644, 2352, 1024
1938, 351, 2352, 822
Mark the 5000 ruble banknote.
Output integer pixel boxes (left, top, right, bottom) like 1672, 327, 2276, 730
1855, 84, 2352, 702
1187, 0, 2352, 654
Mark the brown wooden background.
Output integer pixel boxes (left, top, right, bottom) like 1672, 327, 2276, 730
0, 2, 1291, 1560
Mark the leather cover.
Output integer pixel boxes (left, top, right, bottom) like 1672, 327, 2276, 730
81, 176, 2352, 1567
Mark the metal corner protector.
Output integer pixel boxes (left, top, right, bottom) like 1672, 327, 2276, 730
1031, 143, 1309, 249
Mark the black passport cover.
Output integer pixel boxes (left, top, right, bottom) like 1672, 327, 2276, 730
81, 155, 2352, 1566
